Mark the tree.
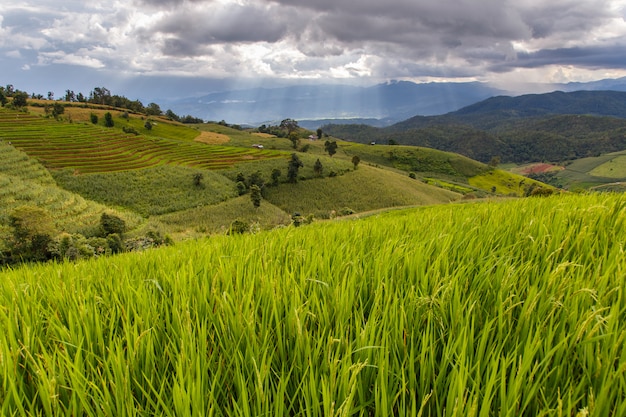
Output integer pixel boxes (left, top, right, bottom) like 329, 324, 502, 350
100, 212, 126, 237
90, 87, 111, 105
165, 109, 180, 122
489, 156, 501, 168
288, 131, 300, 149
351, 155, 361, 169
193, 173, 204, 187
144, 120, 153, 130
246, 171, 265, 189
12, 91, 28, 108
314, 158, 323, 177
8, 206, 56, 263
65, 90, 76, 102
52, 103, 65, 119
271, 168, 281, 185
0, 89, 6, 107
104, 112, 114, 127
287, 153, 303, 183
145, 102, 162, 116
90, 113, 98, 124
324, 140, 338, 157
47, 91, 54, 100
316, 128, 323, 139
250, 184, 262, 208
280, 118, 299, 134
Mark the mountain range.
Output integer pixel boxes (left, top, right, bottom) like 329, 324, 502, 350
162, 77, 626, 127
322, 89, 626, 164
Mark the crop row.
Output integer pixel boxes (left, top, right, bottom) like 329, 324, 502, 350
0, 109, 283, 173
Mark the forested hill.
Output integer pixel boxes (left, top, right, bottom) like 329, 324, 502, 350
391, 90, 626, 131
323, 90, 626, 163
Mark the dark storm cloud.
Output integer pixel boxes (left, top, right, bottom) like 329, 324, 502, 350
2, 0, 626, 90
143, 2, 291, 56
491, 45, 626, 72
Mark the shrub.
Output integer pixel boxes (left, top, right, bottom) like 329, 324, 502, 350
7, 206, 56, 263
100, 212, 126, 237
228, 219, 249, 235
106, 233, 125, 254
123, 126, 140, 135
339, 207, 355, 216
104, 112, 114, 127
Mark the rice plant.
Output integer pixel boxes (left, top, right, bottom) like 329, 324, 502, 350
1, 193, 625, 416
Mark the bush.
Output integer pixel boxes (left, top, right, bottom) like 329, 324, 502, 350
123, 126, 140, 135
7, 206, 56, 263
228, 219, 249, 235
106, 233, 125, 254
104, 112, 114, 127
100, 212, 126, 237
339, 207, 355, 216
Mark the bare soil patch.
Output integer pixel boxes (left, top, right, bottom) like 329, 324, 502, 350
195, 131, 231, 145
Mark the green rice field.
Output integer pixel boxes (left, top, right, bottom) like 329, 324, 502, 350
1, 193, 625, 416
0, 109, 283, 174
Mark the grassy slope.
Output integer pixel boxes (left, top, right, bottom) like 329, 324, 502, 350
2, 193, 625, 415
152, 196, 292, 238
0, 141, 142, 238
1, 105, 548, 240
52, 165, 238, 216
263, 164, 460, 215
468, 169, 554, 196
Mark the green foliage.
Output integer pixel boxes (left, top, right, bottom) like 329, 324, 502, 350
287, 153, 303, 183
324, 139, 338, 157
351, 154, 360, 169
228, 218, 249, 234
271, 168, 281, 185
192, 172, 204, 188
2, 194, 625, 415
469, 169, 554, 197
106, 233, 124, 254
104, 112, 114, 127
7, 206, 56, 262
250, 184, 262, 208
313, 158, 323, 177
0, 140, 141, 237
11, 91, 28, 108
52, 166, 237, 216
325, 112, 626, 165
100, 212, 126, 236
288, 131, 300, 149
90, 113, 98, 124
236, 181, 247, 195
263, 165, 459, 215
51, 102, 65, 119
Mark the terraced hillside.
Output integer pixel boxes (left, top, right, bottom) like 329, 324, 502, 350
0, 141, 142, 238
0, 109, 283, 174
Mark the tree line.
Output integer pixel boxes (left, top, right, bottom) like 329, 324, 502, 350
0, 84, 203, 124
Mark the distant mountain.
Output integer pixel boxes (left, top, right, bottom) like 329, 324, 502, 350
163, 81, 503, 126
323, 90, 626, 164
391, 90, 626, 131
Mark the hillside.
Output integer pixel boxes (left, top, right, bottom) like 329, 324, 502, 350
322, 90, 626, 189
2, 193, 625, 415
3, 102, 535, 261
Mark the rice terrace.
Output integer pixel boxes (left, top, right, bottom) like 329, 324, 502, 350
1, 89, 626, 416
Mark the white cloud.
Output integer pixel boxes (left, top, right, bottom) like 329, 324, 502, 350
1, 0, 626, 92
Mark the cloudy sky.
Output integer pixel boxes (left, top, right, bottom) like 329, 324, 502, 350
1, 0, 626, 100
